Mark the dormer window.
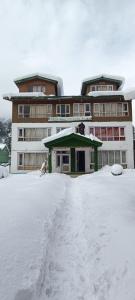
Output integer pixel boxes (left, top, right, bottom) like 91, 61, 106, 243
32, 86, 46, 93
90, 85, 113, 92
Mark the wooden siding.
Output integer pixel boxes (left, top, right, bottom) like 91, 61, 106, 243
12, 97, 132, 123
16, 78, 57, 95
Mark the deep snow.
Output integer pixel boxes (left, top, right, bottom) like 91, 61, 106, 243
0, 170, 135, 300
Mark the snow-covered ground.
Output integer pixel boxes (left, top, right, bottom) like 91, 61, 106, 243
0, 169, 135, 300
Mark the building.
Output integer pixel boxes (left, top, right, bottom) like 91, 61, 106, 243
0, 143, 9, 164
3, 73, 134, 173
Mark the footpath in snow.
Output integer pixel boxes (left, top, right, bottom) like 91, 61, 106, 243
0, 170, 135, 299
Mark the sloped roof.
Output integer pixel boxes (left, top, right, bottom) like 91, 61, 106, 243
42, 128, 102, 148
81, 74, 125, 95
0, 143, 7, 150
14, 73, 64, 96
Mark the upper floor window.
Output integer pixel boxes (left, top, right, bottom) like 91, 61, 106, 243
73, 103, 91, 116
94, 102, 128, 117
18, 127, 51, 141
90, 85, 113, 92
56, 104, 70, 117
89, 127, 125, 141
32, 86, 46, 93
18, 104, 52, 118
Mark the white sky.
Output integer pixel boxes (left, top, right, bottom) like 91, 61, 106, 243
0, 0, 135, 123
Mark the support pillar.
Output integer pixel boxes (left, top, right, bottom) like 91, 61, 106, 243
48, 148, 52, 173
71, 148, 75, 172
94, 147, 98, 172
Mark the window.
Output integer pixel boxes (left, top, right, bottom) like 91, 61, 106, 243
18, 128, 51, 141
18, 104, 52, 118
18, 153, 48, 170
73, 103, 91, 116
90, 85, 113, 92
56, 127, 69, 133
32, 86, 46, 93
18, 105, 30, 118
90, 150, 127, 170
89, 127, 125, 141
56, 104, 70, 117
93, 102, 128, 117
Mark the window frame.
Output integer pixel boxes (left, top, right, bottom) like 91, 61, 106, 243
89, 126, 125, 141
93, 102, 129, 117
18, 127, 51, 141
73, 103, 91, 116
56, 104, 70, 117
90, 85, 113, 92
18, 104, 52, 118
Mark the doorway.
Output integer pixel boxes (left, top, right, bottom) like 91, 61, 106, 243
76, 151, 85, 172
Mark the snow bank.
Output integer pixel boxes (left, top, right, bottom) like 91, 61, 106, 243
1, 171, 135, 299
111, 164, 123, 176
0, 165, 9, 178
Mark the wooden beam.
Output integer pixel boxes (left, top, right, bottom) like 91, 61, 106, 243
94, 147, 98, 172
48, 148, 52, 173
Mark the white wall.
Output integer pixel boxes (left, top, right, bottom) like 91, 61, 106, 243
11, 121, 134, 173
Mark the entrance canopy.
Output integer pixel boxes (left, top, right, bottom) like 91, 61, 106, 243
42, 128, 102, 148
42, 128, 102, 173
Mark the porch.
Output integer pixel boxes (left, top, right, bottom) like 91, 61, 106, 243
42, 128, 102, 174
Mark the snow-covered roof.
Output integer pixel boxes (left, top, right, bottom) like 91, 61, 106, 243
87, 89, 135, 100
82, 74, 125, 88
0, 143, 6, 150
14, 73, 64, 96
42, 127, 102, 145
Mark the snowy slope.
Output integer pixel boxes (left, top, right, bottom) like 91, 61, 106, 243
0, 170, 135, 299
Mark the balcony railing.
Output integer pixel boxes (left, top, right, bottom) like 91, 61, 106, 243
48, 115, 92, 122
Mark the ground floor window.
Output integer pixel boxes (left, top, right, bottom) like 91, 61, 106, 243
90, 150, 127, 170
56, 151, 70, 173
18, 152, 48, 170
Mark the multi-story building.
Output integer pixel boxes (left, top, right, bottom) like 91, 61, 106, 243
3, 73, 134, 173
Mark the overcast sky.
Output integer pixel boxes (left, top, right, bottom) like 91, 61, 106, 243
1, 0, 135, 122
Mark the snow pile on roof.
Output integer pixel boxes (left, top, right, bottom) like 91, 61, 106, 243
42, 127, 102, 144
3, 92, 45, 99
0, 166, 8, 178
42, 127, 75, 144
14, 72, 64, 96
0, 143, 6, 150
82, 73, 125, 89
87, 88, 135, 100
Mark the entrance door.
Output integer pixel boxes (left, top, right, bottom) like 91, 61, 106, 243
77, 151, 85, 172
56, 151, 70, 173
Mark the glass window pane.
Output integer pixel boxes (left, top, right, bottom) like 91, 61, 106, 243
122, 151, 126, 163
89, 127, 94, 135
95, 127, 100, 137
108, 151, 114, 165
115, 151, 120, 163
120, 127, 124, 136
